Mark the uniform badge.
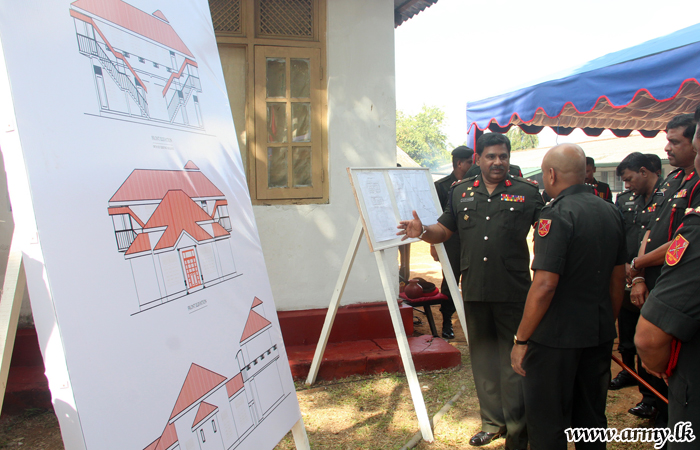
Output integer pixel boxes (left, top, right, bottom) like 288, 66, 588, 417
665, 234, 689, 266
674, 189, 687, 198
500, 194, 525, 202
473, 180, 480, 187
464, 214, 469, 221
647, 204, 656, 213
470, 192, 474, 196
462, 192, 466, 197
505, 179, 512, 187
538, 219, 551, 237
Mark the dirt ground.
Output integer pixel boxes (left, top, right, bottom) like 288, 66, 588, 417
0, 241, 659, 449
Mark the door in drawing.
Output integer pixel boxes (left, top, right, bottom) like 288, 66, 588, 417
181, 248, 203, 292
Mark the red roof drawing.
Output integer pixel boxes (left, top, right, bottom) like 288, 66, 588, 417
143, 423, 178, 450
70, 0, 193, 57
126, 232, 152, 255
192, 402, 218, 428
226, 373, 244, 397
152, 10, 168, 23
170, 364, 226, 420
184, 161, 199, 170
142, 190, 228, 251
240, 310, 271, 343
108, 206, 146, 227
210, 199, 228, 219
110, 169, 224, 202
251, 297, 263, 308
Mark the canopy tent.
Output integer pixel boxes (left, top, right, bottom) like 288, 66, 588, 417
466, 22, 700, 147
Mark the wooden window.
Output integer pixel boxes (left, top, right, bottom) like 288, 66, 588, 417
211, 0, 327, 204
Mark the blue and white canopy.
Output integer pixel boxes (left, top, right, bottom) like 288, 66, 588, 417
466, 22, 700, 146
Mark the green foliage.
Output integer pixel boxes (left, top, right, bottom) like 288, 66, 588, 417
396, 105, 450, 169
506, 126, 539, 151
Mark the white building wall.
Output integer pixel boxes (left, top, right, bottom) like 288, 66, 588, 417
253, 0, 398, 311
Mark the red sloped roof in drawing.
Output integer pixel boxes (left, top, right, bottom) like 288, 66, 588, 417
212, 222, 230, 238
107, 206, 146, 227
192, 402, 218, 428
226, 373, 244, 397
251, 297, 263, 308
143, 423, 178, 450
209, 199, 228, 219
152, 10, 168, 23
240, 310, 271, 343
110, 169, 224, 202
170, 364, 226, 420
184, 161, 199, 170
70, 0, 193, 57
126, 232, 152, 255
143, 190, 214, 250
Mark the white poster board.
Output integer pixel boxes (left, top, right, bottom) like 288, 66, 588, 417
347, 167, 441, 251
0, 1, 301, 449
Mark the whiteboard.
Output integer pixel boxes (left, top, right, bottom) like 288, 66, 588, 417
347, 167, 442, 252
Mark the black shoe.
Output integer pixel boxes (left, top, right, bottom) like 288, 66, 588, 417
469, 431, 502, 446
628, 402, 657, 419
610, 370, 637, 390
441, 314, 454, 339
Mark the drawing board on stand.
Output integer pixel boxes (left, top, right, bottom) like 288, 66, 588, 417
0, 0, 306, 448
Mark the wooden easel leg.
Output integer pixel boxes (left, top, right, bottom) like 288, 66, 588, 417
433, 243, 468, 345
0, 233, 26, 415
291, 417, 311, 450
305, 219, 364, 385
374, 249, 434, 443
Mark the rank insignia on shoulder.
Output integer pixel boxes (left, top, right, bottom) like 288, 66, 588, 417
473, 180, 480, 187
501, 194, 525, 202
505, 179, 512, 187
538, 219, 551, 237
666, 233, 689, 266
674, 189, 688, 198
686, 208, 694, 215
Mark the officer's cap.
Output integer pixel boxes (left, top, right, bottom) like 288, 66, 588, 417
452, 146, 474, 159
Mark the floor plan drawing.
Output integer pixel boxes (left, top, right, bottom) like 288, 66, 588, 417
108, 161, 239, 313
69, 0, 204, 129
144, 298, 289, 450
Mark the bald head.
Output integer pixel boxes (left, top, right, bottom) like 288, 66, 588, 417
541, 144, 586, 198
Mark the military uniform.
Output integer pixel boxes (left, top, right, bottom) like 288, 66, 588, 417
590, 178, 613, 202
438, 173, 543, 450
615, 181, 668, 416
433, 172, 460, 321
642, 208, 700, 448
523, 184, 626, 449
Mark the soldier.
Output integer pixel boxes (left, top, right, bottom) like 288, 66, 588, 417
585, 157, 613, 202
627, 114, 700, 424
611, 153, 668, 421
398, 133, 543, 450
635, 105, 700, 448
511, 143, 626, 449
431, 146, 473, 339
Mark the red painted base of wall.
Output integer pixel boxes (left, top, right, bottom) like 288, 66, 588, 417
278, 302, 461, 380
3, 329, 52, 417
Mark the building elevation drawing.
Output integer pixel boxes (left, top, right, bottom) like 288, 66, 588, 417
144, 298, 289, 450
69, 0, 204, 129
108, 161, 238, 312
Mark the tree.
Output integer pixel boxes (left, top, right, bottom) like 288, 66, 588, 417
396, 105, 450, 169
506, 126, 539, 151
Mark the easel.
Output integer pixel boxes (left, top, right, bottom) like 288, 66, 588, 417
305, 168, 467, 443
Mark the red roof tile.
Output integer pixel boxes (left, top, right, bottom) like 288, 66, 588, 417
126, 232, 152, 255
143, 190, 214, 251
226, 373, 244, 397
110, 169, 223, 202
70, 0, 193, 57
251, 297, 263, 308
192, 402, 218, 428
240, 310, 271, 343
184, 161, 199, 170
170, 364, 226, 420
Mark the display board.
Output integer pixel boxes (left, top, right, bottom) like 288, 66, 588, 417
347, 167, 442, 251
0, 1, 301, 449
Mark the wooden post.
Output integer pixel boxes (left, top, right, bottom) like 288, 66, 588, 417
433, 243, 468, 344
291, 417, 311, 450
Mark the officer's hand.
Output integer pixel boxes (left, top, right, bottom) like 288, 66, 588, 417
510, 344, 527, 377
641, 362, 669, 384
625, 263, 632, 284
430, 245, 438, 261
630, 282, 649, 308
397, 210, 423, 241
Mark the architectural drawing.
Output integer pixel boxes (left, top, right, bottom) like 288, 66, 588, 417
108, 161, 238, 312
144, 298, 288, 450
70, 0, 204, 129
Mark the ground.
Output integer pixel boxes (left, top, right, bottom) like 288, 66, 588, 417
0, 241, 661, 449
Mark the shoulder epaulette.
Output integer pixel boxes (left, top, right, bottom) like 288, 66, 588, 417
512, 176, 539, 188
685, 206, 700, 216
453, 175, 478, 187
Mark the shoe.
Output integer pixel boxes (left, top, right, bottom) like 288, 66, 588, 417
610, 370, 637, 390
441, 313, 454, 339
469, 431, 502, 446
628, 402, 657, 419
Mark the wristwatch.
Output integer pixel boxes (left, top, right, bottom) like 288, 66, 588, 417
514, 335, 528, 345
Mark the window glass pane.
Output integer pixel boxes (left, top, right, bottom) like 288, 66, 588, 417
266, 57, 285, 98
290, 58, 310, 98
267, 103, 287, 143
268, 147, 288, 188
292, 103, 311, 142
293, 146, 312, 187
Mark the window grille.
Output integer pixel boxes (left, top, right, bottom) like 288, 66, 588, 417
258, 0, 313, 38
209, 0, 243, 34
